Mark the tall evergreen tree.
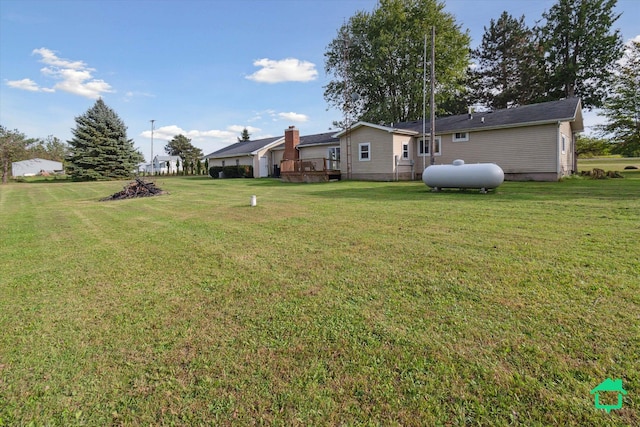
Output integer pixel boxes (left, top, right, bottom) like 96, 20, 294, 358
538, 0, 623, 109
599, 40, 640, 156
67, 99, 143, 180
324, 0, 471, 125
237, 128, 251, 142
471, 12, 545, 109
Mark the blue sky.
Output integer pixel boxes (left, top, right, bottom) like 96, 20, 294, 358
1, 0, 638, 161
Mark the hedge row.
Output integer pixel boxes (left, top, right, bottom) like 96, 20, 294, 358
209, 165, 253, 178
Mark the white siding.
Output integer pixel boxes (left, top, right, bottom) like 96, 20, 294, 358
558, 121, 574, 176
11, 159, 63, 176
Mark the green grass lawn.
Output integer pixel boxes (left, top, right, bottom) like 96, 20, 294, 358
1, 176, 638, 426
578, 156, 640, 172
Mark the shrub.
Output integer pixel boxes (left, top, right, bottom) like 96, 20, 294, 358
209, 165, 253, 179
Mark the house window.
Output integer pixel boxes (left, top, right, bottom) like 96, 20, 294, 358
222, 160, 225, 167
359, 143, 371, 161
561, 134, 567, 154
418, 137, 441, 156
235, 159, 240, 166
452, 132, 469, 142
402, 142, 409, 159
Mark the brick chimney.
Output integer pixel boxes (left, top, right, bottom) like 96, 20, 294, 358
283, 126, 300, 160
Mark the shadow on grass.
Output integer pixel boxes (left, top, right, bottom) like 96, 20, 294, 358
12, 176, 71, 184
301, 176, 640, 202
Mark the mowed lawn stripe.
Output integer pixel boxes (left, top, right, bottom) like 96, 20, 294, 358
0, 175, 638, 425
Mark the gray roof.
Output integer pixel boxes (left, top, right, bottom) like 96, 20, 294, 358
395, 97, 583, 134
12, 157, 63, 166
204, 136, 282, 158
298, 131, 339, 147
204, 131, 339, 159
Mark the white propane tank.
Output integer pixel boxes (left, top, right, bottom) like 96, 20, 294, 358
422, 159, 504, 192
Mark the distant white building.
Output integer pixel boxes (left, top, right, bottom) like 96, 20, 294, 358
153, 155, 181, 174
11, 158, 64, 177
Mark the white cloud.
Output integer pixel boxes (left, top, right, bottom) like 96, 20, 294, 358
227, 125, 262, 134
33, 47, 86, 69
123, 91, 154, 102
278, 112, 309, 122
249, 109, 310, 124
7, 78, 42, 92
140, 124, 264, 143
246, 58, 318, 83
615, 35, 640, 68
5, 48, 113, 99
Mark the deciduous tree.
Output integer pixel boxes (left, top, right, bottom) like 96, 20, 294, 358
27, 135, 69, 162
0, 126, 32, 184
165, 134, 203, 175
576, 135, 612, 157
599, 40, 640, 156
324, 0, 471, 125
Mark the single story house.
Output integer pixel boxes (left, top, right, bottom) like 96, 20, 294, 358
202, 129, 339, 179
202, 98, 583, 182
11, 158, 64, 177
334, 97, 584, 181
203, 136, 284, 178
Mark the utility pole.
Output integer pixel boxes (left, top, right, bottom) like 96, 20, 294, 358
430, 26, 436, 167
422, 33, 427, 173
150, 119, 155, 176
342, 26, 353, 180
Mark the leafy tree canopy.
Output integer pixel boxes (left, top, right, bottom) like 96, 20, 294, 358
576, 135, 612, 157
598, 40, 640, 156
67, 99, 143, 180
0, 126, 35, 184
28, 135, 69, 163
165, 134, 203, 168
324, 0, 471, 125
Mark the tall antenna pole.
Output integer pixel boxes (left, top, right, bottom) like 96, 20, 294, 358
422, 33, 427, 173
342, 24, 353, 180
150, 119, 155, 176
429, 26, 436, 166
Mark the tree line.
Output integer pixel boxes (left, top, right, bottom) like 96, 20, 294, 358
324, 0, 639, 156
1, 99, 211, 183
2, 0, 637, 182
0, 127, 69, 184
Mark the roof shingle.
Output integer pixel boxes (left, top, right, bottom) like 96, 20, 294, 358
395, 97, 582, 134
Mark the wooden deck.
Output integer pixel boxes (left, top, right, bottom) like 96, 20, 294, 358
280, 158, 341, 182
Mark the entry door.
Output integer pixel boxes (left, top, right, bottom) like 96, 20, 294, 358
259, 156, 269, 177
328, 147, 340, 170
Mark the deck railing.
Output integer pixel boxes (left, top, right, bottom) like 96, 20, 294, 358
280, 158, 340, 173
